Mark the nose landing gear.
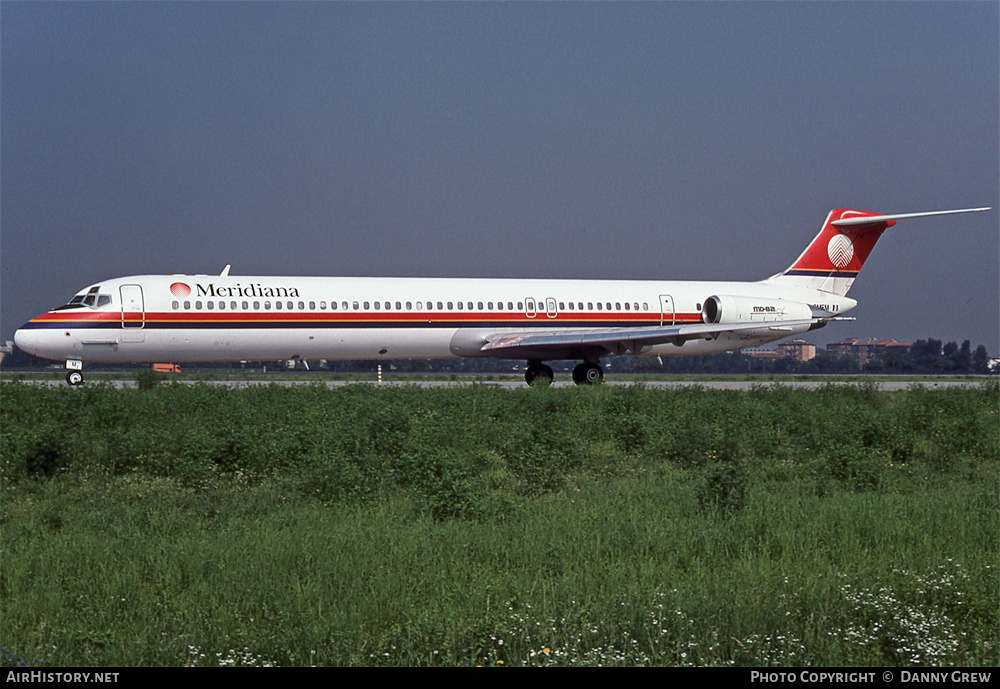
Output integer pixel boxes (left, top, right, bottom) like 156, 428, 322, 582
65, 359, 84, 386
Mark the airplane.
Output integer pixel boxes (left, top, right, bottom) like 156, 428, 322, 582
13, 206, 990, 386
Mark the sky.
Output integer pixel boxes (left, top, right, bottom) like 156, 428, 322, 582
2, 2, 997, 353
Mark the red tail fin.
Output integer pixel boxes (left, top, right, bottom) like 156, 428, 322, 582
765, 207, 989, 296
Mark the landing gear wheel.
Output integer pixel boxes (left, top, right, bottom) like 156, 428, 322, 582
572, 362, 603, 385
66, 371, 84, 386
525, 362, 554, 386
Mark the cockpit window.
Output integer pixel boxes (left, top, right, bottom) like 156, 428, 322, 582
53, 287, 111, 311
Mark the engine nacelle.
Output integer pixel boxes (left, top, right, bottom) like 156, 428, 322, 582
701, 295, 813, 325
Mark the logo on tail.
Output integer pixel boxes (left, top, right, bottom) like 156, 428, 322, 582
826, 234, 854, 268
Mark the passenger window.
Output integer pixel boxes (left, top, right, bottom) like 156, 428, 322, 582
624, 302, 630, 311
275, 301, 282, 310
615, 303, 621, 311
172, 301, 179, 310
456, 301, 463, 310
252, 301, 259, 310
218, 301, 225, 310
437, 302, 443, 310
596, 303, 602, 311
406, 302, 412, 310
396, 302, 402, 310
362, 302, 369, 310
184, 301, 191, 310
264, 301, 271, 310
374, 301, 380, 310
415, 301, 422, 310
385, 302, 391, 310
195, 301, 203, 310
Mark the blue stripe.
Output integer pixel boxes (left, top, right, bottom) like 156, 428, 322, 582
784, 269, 858, 278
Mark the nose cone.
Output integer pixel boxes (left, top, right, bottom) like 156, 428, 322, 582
13, 326, 36, 356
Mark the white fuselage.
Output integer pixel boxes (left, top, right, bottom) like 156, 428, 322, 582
14, 274, 855, 364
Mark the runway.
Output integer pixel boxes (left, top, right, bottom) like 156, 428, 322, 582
4, 376, 989, 391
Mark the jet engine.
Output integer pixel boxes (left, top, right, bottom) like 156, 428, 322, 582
701, 295, 813, 325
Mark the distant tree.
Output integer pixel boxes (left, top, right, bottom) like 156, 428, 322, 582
911, 339, 945, 371
807, 354, 859, 374
954, 340, 974, 371
862, 357, 885, 373
879, 345, 914, 372
972, 345, 990, 374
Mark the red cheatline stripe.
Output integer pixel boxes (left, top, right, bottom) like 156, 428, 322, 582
34, 310, 705, 325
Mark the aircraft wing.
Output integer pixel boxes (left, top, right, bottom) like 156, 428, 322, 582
474, 319, 823, 359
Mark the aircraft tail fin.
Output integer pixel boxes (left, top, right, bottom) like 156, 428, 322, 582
764, 207, 990, 296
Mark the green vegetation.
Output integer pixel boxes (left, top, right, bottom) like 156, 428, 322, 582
1, 382, 997, 666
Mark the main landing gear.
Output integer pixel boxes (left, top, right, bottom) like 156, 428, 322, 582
572, 362, 604, 385
525, 361, 604, 386
525, 361, 554, 386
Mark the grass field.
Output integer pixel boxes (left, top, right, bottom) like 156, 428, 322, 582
1, 381, 996, 666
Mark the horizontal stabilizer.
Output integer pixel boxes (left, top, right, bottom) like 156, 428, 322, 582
831, 207, 990, 227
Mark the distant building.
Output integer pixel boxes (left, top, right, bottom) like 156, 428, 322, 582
826, 338, 911, 366
777, 339, 817, 362
741, 346, 780, 360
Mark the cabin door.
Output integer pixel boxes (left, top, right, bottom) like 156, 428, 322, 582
120, 284, 145, 343
659, 295, 675, 326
